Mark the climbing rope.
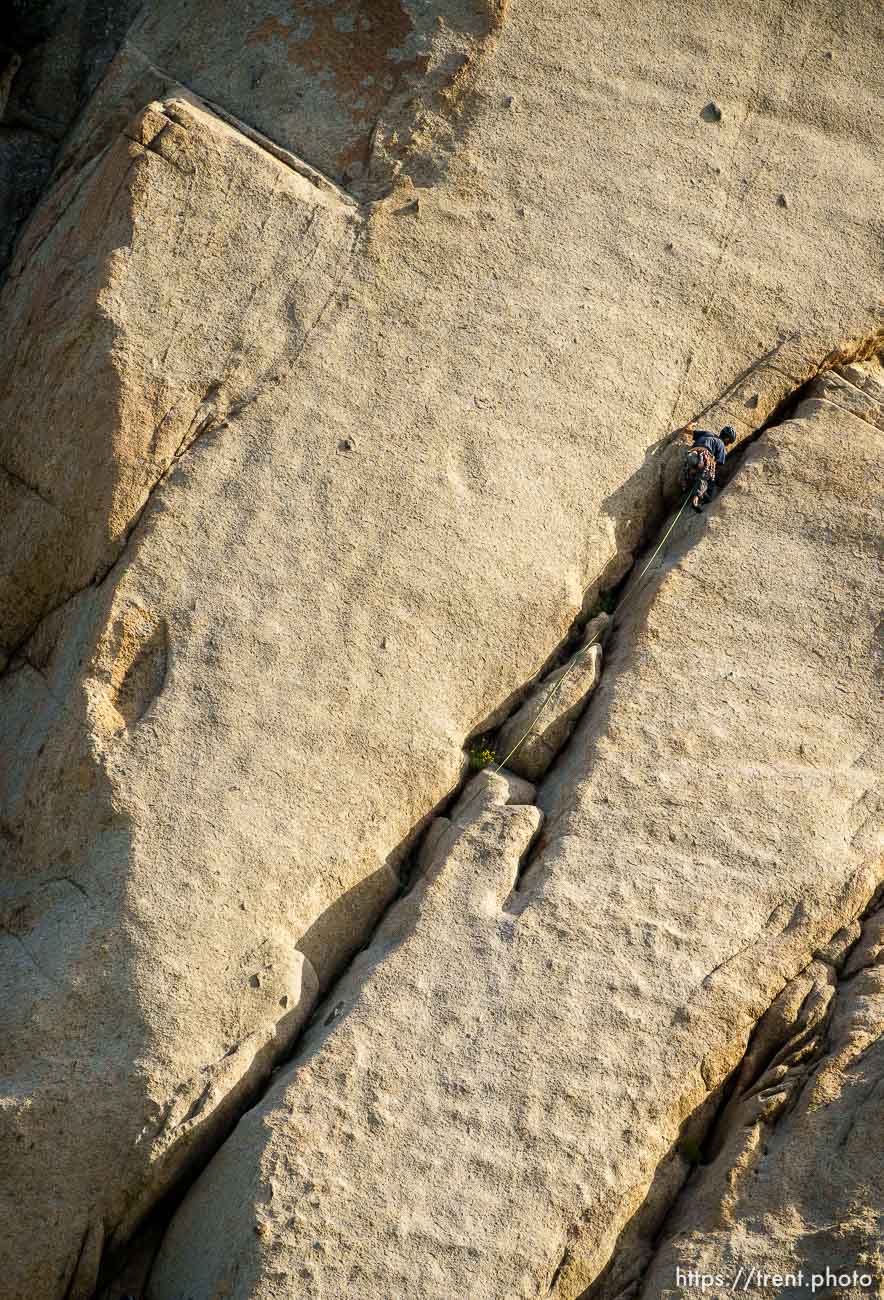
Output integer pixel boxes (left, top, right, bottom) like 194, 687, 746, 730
494, 491, 694, 773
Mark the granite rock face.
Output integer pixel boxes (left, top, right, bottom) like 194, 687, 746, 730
0, 1, 882, 1297
150, 371, 883, 1298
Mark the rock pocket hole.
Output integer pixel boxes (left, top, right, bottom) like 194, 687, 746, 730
102, 609, 169, 732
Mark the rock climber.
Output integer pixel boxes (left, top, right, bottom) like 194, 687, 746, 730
680, 423, 737, 512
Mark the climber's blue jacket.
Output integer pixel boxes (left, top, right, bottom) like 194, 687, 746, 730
692, 430, 728, 465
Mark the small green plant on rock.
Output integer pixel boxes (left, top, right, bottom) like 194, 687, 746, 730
468, 745, 496, 772
679, 1135, 704, 1166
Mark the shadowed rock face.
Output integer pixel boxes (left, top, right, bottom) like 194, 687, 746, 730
0, 0, 143, 270
0, 1, 882, 1297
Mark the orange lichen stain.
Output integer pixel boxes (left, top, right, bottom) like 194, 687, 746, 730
246, 2, 429, 178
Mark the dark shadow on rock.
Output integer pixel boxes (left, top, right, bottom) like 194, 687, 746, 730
573, 1088, 727, 1300
0, 0, 141, 278
296, 862, 403, 991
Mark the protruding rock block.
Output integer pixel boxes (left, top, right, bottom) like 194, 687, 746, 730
495, 639, 604, 781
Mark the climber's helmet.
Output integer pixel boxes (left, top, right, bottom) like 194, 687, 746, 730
720, 425, 737, 445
